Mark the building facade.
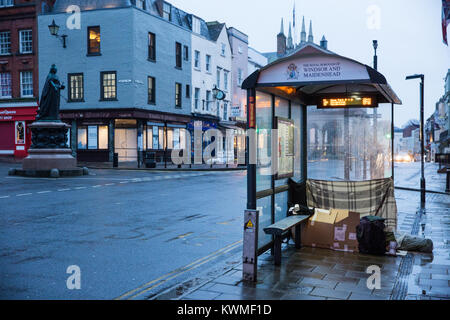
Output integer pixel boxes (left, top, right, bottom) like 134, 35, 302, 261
0, 0, 44, 158
38, 0, 192, 166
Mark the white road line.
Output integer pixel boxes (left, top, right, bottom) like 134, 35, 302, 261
92, 185, 102, 188
74, 187, 87, 190
0, 196, 10, 199
120, 181, 129, 184
37, 191, 51, 194
16, 193, 32, 197
58, 189, 71, 192
105, 183, 115, 186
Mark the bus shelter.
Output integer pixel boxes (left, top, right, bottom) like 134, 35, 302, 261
241, 43, 402, 281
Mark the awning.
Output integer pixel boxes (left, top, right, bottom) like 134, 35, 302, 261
242, 43, 402, 106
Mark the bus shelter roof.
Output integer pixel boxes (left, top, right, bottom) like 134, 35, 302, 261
242, 43, 402, 106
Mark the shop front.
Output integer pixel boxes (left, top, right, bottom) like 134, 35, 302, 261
60, 108, 191, 167
0, 101, 38, 158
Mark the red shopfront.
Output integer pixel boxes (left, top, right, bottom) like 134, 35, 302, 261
0, 102, 38, 158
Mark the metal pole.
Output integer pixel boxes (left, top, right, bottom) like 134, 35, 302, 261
420, 77, 426, 207
247, 88, 257, 210
391, 103, 395, 181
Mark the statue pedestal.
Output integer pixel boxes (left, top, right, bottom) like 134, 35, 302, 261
14, 121, 86, 177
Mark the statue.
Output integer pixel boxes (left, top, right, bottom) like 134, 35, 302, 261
37, 64, 65, 121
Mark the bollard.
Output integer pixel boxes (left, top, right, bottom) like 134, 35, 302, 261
243, 209, 259, 282
446, 169, 450, 193
113, 153, 119, 168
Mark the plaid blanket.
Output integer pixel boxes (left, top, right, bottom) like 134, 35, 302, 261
306, 178, 397, 231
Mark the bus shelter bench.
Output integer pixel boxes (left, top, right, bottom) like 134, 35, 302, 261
264, 215, 310, 266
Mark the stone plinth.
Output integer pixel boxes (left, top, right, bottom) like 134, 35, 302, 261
17, 121, 85, 177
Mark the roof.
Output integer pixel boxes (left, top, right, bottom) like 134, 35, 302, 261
206, 22, 225, 41
243, 43, 402, 106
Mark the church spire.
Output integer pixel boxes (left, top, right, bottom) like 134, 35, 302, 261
287, 22, 293, 49
279, 18, 285, 35
308, 20, 314, 42
300, 16, 306, 43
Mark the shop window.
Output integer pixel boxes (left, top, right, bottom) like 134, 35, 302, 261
0, 31, 11, 55
88, 26, 101, 55
77, 125, 108, 150
16, 121, 25, 144
19, 29, 32, 54
68, 73, 84, 102
167, 128, 174, 150
100, 71, 116, 101
20, 71, 33, 97
159, 127, 164, 149
0, 72, 12, 98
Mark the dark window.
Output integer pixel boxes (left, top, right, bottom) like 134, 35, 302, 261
68, 73, 84, 102
88, 26, 101, 55
183, 45, 189, 61
148, 76, 155, 104
186, 84, 190, 98
100, 71, 116, 101
175, 42, 182, 68
175, 83, 182, 108
148, 32, 156, 61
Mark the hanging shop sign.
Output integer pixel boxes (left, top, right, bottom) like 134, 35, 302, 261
318, 95, 377, 109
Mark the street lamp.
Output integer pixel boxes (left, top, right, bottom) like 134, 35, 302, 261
406, 74, 426, 208
48, 20, 67, 48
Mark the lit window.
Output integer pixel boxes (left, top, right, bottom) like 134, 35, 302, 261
78, 125, 108, 150
88, 26, 101, 55
20, 71, 33, 97
148, 76, 155, 104
19, 29, 32, 54
175, 83, 182, 108
101, 71, 116, 100
68, 73, 84, 102
0, 72, 11, 98
0, 31, 11, 55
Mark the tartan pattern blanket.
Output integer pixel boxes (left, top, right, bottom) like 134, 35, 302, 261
306, 178, 397, 231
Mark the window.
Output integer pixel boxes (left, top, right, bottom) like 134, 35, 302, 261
148, 32, 156, 61
100, 71, 116, 100
0, 31, 11, 55
175, 42, 182, 68
183, 45, 189, 61
221, 43, 226, 56
163, 2, 171, 20
223, 102, 228, 120
216, 68, 221, 88
192, 17, 201, 34
194, 50, 200, 69
206, 90, 211, 111
0, 0, 13, 7
77, 125, 108, 150
224, 71, 229, 91
19, 30, 32, 54
68, 73, 84, 102
186, 84, 190, 98
20, 71, 33, 97
0, 72, 11, 98
238, 68, 243, 86
175, 83, 182, 108
148, 76, 155, 104
194, 88, 200, 109
88, 26, 101, 55
135, 0, 145, 9
206, 55, 211, 72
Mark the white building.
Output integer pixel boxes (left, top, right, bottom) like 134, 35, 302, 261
248, 47, 268, 76
191, 17, 232, 121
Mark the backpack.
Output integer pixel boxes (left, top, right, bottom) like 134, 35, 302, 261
356, 216, 386, 255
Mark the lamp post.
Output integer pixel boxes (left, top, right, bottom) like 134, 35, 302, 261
371, 40, 379, 180
48, 20, 67, 48
406, 74, 426, 208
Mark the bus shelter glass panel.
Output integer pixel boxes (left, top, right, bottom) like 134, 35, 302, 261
292, 103, 303, 182
256, 92, 272, 192
275, 97, 290, 188
257, 196, 272, 249
307, 104, 392, 181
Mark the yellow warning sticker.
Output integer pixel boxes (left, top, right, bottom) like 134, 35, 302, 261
246, 220, 254, 229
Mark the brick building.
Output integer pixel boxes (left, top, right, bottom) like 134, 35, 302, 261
0, 0, 52, 158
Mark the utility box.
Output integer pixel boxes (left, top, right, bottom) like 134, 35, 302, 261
242, 209, 259, 282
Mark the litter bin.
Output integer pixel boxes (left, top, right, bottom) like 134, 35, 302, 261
113, 153, 119, 168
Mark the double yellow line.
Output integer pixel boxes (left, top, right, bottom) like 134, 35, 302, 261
115, 240, 243, 300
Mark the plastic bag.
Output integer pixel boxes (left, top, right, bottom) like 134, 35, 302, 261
395, 233, 434, 253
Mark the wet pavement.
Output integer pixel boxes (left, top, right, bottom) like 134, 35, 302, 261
172, 164, 449, 300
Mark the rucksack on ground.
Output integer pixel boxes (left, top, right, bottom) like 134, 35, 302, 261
356, 216, 387, 255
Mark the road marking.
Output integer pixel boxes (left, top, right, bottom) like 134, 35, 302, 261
16, 193, 32, 197
115, 240, 243, 300
92, 185, 102, 188
37, 191, 51, 194
74, 187, 87, 190
58, 189, 71, 192
105, 183, 115, 186
120, 181, 129, 184
0, 196, 10, 199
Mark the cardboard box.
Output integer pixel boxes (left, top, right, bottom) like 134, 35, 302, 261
332, 209, 360, 253
301, 208, 360, 253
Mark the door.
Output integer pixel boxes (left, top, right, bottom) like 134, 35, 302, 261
0, 122, 14, 155
114, 128, 137, 163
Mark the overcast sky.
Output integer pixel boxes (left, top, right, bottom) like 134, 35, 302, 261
169, 0, 450, 127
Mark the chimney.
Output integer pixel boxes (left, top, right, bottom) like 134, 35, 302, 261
277, 18, 286, 56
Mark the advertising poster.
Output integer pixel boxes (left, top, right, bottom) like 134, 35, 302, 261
276, 117, 294, 179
